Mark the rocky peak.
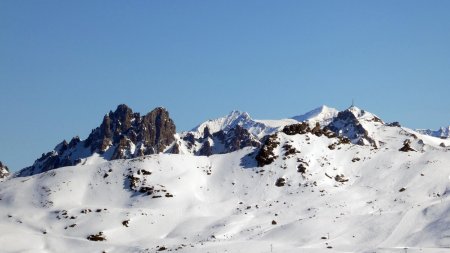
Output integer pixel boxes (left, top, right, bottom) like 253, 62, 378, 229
139, 107, 176, 154
18, 105, 177, 177
327, 107, 380, 147
0, 161, 10, 179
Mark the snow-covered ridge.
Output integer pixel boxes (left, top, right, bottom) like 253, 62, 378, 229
1, 112, 450, 252
191, 110, 274, 138
292, 105, 339, 125
14, 104, 449, 178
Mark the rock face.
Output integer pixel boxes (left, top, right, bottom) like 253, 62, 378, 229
183, 124, 261, 156
256, 134, 280, 167
0, 161, 10, 179
85, 105, 176, 157
327, 107, 378, 147
18, 105, 177, 176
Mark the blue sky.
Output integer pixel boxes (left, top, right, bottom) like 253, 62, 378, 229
1, 1, 449, 171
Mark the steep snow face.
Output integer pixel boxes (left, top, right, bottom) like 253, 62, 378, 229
292, 105, 339, 125
1, 121, 450, 253
416, 126, 450, 139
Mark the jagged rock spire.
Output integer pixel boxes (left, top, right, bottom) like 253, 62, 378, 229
18, 105, 177, 176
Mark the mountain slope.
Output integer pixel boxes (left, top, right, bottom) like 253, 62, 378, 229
1, 109, 450, 252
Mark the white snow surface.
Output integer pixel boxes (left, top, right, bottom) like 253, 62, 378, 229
2, 116, 450, 252
292, 105, 339, 125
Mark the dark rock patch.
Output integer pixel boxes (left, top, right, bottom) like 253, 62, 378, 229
256, 134, 279, 167
275, 178, 286, 187
334, 174, 348, 183
399, 140, 415, 152
87, 232, 106, 241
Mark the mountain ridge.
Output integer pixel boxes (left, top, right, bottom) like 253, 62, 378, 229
1, 104, 450, 252
9, 104, 450, 177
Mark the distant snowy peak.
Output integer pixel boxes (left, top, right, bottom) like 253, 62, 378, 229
192, 110, 275, 138
416, 126, 450, 139
292, 105, 338, 125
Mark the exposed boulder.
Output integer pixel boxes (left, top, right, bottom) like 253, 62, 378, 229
399, 140, 416, 152
334, 174, 349, 183
87, 232, 106, 241
297, 163, 307, 174
275, 177, 286, 187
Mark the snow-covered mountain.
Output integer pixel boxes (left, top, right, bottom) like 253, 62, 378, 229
1, 105, 450, 252
292, 105, 338, 125
416, 126, 450, 139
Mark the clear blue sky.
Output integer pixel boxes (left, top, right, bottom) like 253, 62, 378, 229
1, 1, 449, 171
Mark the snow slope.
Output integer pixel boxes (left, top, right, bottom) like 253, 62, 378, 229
1, 113, 450, 252
292, 105, 339, 125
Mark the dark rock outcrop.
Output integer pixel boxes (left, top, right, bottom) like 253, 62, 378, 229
387, 122, 401, 127
0, 161, 10, 179
199, 140, 212, 156
256, 134, 279, 167
327, 109, 377, 147
399, 140, 415, 152
87, 232, 106, 241
282, 122, 310, 135
221, 125, 260, 153
18, 105, 177, 176
275, 177, 286, 187
183, 125, 260, 156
